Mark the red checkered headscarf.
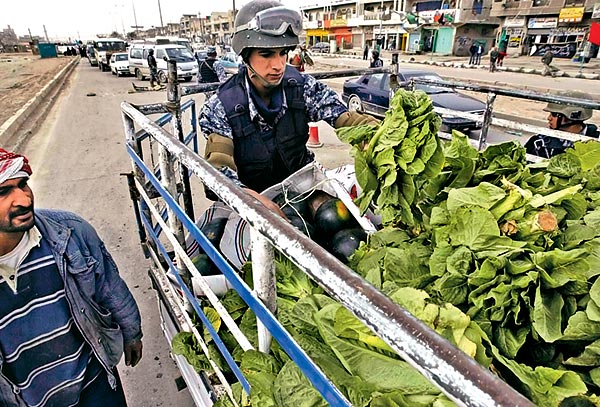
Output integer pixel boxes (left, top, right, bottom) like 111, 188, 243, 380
0, 148, 32, 185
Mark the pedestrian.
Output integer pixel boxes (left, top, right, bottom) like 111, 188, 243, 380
363, 44, 369, 60
0, 148, 143, 406
199, 0, 379, 212
199, 46, 226, 84
475, 43, 484, 65
497, 39, 508, 67
524, 90, 599, 158
489, 46, 499, 72
541, 49, 558, 77
147, 48, 160, 89
370, 50, 383, 68
469, 42, 477, 65
289, 43, 313, 72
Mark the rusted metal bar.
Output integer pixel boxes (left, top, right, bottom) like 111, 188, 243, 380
478, 92, 496, 151
251, 230, 276, 353
136, 103, 169, 115
412, 78, 600, 109
166, 60, 195, 222
120, 100, 534, 407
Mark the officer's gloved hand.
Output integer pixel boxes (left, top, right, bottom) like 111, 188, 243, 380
334, 111, 380, 128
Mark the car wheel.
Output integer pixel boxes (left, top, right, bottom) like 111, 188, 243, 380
347, 95, 364, 113
157, 71, 167, 84
136, 69, 144, 81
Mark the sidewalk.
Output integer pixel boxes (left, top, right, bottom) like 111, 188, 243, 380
328, 49, 600, 80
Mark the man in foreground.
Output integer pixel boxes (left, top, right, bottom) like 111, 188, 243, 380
0, 148, 143, 406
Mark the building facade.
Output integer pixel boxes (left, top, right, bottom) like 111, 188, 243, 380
490, 0, 597, 57
301, 0, 501, 55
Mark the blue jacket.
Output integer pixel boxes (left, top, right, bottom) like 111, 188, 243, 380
0, 209, 142, 406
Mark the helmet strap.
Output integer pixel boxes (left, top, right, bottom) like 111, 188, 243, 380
245, 62, 283, 90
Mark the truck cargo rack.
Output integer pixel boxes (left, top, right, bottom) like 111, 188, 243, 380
120, 59, 589, 407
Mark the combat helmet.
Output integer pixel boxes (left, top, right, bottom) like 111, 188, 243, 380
544, 90, 593, 122
231, 0, 302, 55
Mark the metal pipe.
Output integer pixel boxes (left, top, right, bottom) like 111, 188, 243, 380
166, 60, 195, 222
478, 92, 496, 151
251, 230, 276, 353
120, 100, 534, 407
412, 78, 600, 109
156, 140, 191, 289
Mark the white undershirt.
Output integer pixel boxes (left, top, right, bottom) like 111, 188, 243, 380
0, 226, 42, 293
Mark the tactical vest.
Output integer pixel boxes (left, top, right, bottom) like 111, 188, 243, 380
218, 66, 309, 192
200, 59, 219, 83
525, 124, 599, 158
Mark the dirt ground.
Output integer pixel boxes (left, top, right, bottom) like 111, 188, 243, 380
0, 53, 74, 127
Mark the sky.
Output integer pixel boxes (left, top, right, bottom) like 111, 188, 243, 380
2, 0, 313, 41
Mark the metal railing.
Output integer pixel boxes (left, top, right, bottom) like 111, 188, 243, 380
121, 60, 541, 406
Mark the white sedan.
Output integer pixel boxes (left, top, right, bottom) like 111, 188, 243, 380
110, 52, 130, 77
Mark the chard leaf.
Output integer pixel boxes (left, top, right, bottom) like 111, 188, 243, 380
563, 311, 600, 341
564, 339, 600, 366
584, 207, 600, 230
569, 141, 600, 172
533, 286, 564, 343
446, 182, 506, 212
495, 326, 529, 359
273, 361, 327, 407
333, 307, 394, 353
529, 185, 583, 208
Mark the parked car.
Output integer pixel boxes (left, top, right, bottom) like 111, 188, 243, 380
219, 51, 242, 73
195, 50, 208, 63
310, 42, 330, 53
110, 52, 130, 77
342, 69, 486, 132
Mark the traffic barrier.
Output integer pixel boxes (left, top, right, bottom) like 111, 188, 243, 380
307, 123, 323, 148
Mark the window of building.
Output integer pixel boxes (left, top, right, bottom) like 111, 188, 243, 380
532, 0, 550, 6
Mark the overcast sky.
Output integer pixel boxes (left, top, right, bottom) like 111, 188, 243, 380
2, 0, 313, 41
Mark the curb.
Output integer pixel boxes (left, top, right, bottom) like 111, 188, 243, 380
0, 57, 80, 145
398, 58, 598, 80
317, 52, 600, 80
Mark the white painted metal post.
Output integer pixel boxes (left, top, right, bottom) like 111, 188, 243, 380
251, 228, 277, 353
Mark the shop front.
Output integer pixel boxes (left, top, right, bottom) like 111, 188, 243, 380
306, 28, 330, 46
525, 10, 587, 58
373, 26, 408, 51
329, 21, 353, 50
500, 16, 526, 56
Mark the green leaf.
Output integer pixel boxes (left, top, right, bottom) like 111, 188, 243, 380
533, 286, 565, 343
569, 140, 600, 172
446, 182, 506, 213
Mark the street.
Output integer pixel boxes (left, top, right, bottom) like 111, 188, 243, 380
17, 57, 597, 406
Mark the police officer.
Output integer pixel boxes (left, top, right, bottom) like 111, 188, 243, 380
199, 46, 226, 84
525, 91, 599, 158
147, 48, 159, 89
199, 0, 378, 213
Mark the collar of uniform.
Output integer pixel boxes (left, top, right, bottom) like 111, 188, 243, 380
243, 75, 288, 122
0, 226, 42, 293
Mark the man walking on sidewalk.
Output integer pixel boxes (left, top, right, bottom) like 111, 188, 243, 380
469, 42, 477, 65
475, 43, 484, 65
489, 46, 499, 72
541, 50, 558, 77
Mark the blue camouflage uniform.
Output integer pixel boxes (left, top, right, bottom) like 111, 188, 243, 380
199, 69, 348, 188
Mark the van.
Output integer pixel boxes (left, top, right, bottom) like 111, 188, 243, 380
128, 43, 198, 83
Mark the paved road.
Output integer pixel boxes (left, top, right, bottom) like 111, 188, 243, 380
23, 62, 198, 407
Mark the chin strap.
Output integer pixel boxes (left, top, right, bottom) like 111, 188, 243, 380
245, 62, 283, 89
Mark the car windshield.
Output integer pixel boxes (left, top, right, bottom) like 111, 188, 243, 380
165, 47, 195, 62
95, 41, 127, 52
403, 73, 452, 94
115, 54, 128, 61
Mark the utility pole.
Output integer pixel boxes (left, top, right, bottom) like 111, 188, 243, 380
233, 0, 237, 20
132, 0, 139, 35
158, 0, 164, 34
43, 25, 49, 42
